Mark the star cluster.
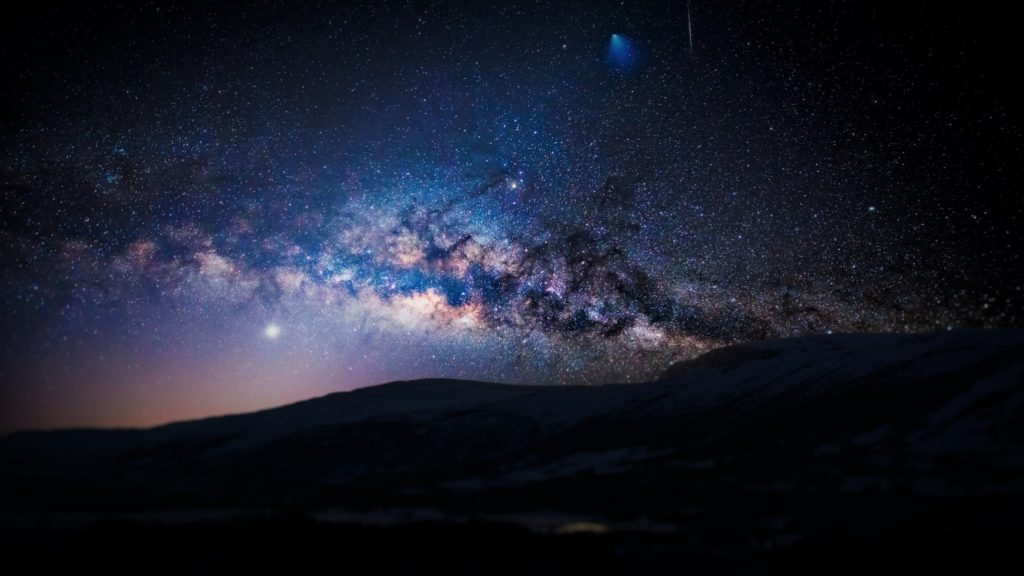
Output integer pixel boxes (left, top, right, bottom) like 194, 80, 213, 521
1, 1, 1021, 429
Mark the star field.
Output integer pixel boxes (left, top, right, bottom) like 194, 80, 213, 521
1, 1, 1021, 430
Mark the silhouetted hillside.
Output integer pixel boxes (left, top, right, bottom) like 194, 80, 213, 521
2, 329, 1023, 573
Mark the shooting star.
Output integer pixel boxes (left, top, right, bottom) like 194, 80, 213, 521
688, 2, 694, 54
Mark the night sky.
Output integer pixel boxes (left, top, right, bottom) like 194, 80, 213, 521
2, 1, 1021, 431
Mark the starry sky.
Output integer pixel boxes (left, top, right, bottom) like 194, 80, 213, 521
2, 1, 1022, 431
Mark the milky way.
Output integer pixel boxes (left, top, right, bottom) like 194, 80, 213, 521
2, 1, 1021, 429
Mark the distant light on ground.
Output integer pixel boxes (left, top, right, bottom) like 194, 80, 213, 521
557, 522, 611, 534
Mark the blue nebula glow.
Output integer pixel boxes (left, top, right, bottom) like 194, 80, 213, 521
609, 34, 640, 72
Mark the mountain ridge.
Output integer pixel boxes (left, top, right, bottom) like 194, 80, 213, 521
2, 329, 1022, 526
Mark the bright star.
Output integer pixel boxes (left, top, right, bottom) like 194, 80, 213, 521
264, 323, 281, 339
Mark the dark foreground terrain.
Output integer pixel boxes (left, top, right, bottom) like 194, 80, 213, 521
2, 330, 1023, 573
